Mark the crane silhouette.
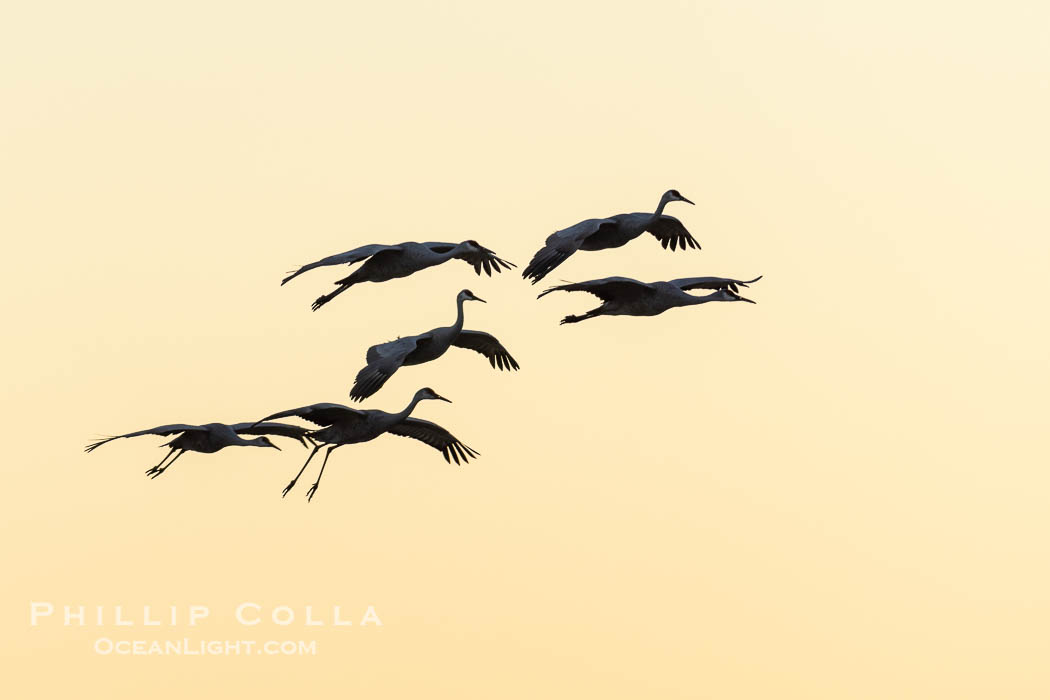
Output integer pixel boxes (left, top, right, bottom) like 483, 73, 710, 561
252, 388, 478, 501
350, 289, 519, 401
84, 422, 313, 478
522, 190, 699, 284
538, 275, 762, 324
281, 240, 515, 311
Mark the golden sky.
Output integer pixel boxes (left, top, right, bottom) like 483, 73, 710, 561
3, 1, 1049, 697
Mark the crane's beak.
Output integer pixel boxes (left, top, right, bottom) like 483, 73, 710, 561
680, 195, 695, 205
737, 294, 756, 304
435, 394, 452, 403
472, 295, 487, 303
271, 443, 282, 450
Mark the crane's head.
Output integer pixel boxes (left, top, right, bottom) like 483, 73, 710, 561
663, 189, 694, 205
712, 288, 756, 304
417, 387, 452, 403
458, 289, 486, 303
253, 436, 282, 450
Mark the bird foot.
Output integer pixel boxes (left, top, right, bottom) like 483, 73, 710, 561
306, 482, 320, 502
281, 480, 297, 498
145, 466, 167, 479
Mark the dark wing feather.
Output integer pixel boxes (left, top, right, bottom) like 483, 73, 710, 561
646, 215, 701, 252
537, 276, 655, 302
386, 418, 479, 465
351, 336, 421, 402
281, 243, 403, 285
84, 423, 206, 452
522, 218, 615, 284
452, 330, 520, 371
252, 403, 365, 428
445, 242, 515, 277
669, 275, 762, 293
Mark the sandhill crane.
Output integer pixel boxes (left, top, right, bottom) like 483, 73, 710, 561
350, 289, 519, 401
281, 240, 515, 311
522, 190, 699, 284
538, 275, 762, 324
84, 422, 313, 478
253, 387, 477, 501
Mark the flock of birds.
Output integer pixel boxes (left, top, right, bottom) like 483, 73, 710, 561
86, 190, 762, 501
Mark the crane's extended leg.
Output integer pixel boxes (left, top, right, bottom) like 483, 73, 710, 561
144, 448, 177, 477
560, 308, 602, 325
311, 282, 355, 312
305, 445, 339, 502
283, 444, 321, 497
146, 449, 185, 479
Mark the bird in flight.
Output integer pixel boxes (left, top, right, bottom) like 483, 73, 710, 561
84, 422, 313, 478
350, 289, 519, 401
538, 275, 761, 324
252, 388, 478, 501
280, 240, 515, 311
522, 190, 699, 284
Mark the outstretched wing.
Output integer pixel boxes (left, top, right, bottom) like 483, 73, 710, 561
522, 218, 616, 284
646, 215, 701, 251
252, 403, 365, 428
281, 243, 404, 285
386, 418, 479, 465
351, 336, 422, 402
230, 422, 316, 446
669, 275, 762, 293
84, 423, 205, 452
452, 330, 520, 371
537, 276, 655, 302
440, 242, 515, 277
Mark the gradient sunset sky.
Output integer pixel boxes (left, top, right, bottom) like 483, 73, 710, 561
3, 1, 1049, 697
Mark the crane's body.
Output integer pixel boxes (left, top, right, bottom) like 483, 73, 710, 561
539, 275, 762, 324
280, 240, 515, 310
350, 290, 519, 401
253, 388, 478, 501
522, 190, 699, 284
84, 421, 311, 478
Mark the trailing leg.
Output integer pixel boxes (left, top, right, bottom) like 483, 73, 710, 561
283, 444, 321, 497
560, 307, 602, 325
306, 445, 340, 502
146, 449, 184, 479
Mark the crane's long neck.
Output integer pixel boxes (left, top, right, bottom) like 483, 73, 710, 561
682, 290, 721, 306
395, 395, 425, 422
649, 194, 672, 226
233, 435, 266, 447
447, 242, 471, 260
452, 296, 467, 334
